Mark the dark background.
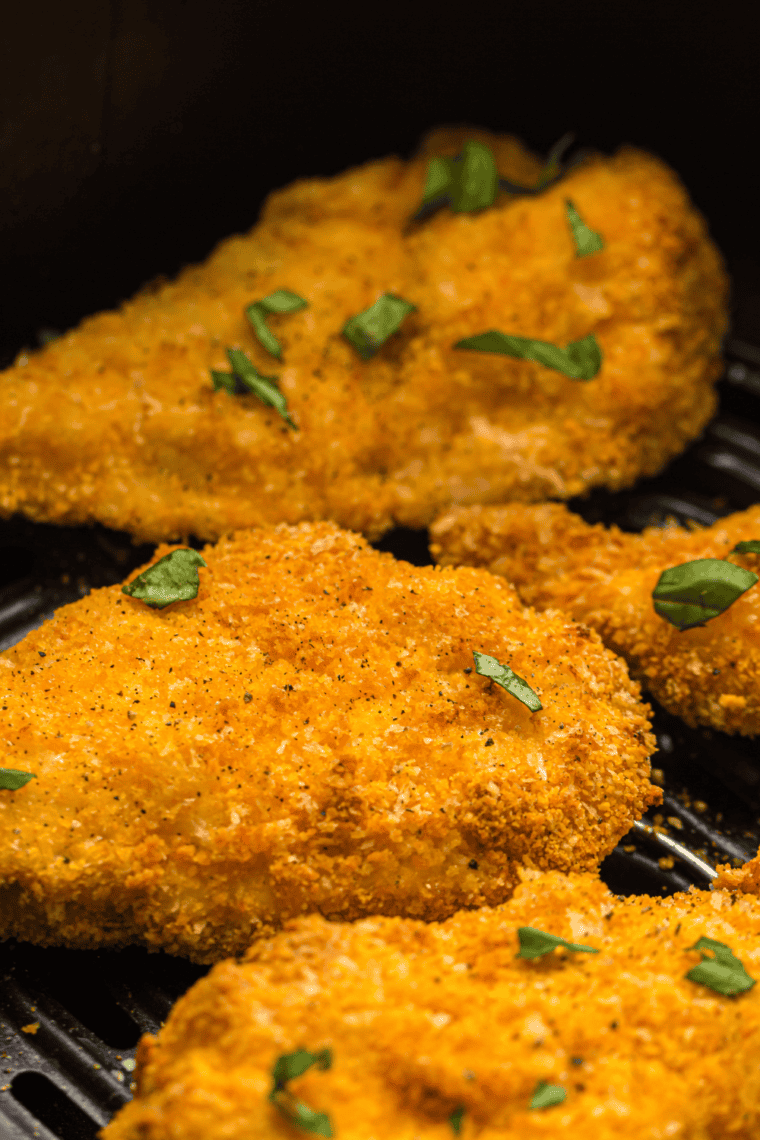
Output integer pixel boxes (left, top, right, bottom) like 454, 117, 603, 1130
2, 0, 760, 364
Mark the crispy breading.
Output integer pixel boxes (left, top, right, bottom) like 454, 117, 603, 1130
0, 521, 658, 963
102, 868, 760, 1140
715, 850, 760, 894
430, 501, 760, 735
0, 127, 726, 544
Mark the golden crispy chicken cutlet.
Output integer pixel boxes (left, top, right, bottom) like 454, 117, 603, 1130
0, 521, 658, 962
431, 501, 760, 735
0, 126, 726, 544
102, 868, 760, 1140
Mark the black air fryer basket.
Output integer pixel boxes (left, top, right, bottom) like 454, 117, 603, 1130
2, 332, 760, 1138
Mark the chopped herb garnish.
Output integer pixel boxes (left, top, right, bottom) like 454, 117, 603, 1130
210, 369, 236, 394
516, 926, 599, 959
419, 139, 498, 214
685, 937, 756, 996
529, 1081, 566, 1110
733, 540, 760, 555
652, 558, 758, 631
454, 330, 601, 381
422, 155, 456, 205
565, 200, 604, 257
122, 549, 207, 609
212, 348, 297, 429
245, 290, 307, 359
413, 134, 579, 225
342, 293, 417, 360
269, 1048, 333, 1137
0, 768, 36, 791
452, 139, 498, 213
496, 132, 578, 195
535, 132, 576, 189
449, 1106, 465, 1134
473, 651, 542, 712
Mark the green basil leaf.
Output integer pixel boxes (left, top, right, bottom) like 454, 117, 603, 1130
416, 141, 497, 218
342, 293, 417, 360
497, 134, 577, 196
516, 926, 599, 959
210, 370, 236, 394
562, 333, 602, 378
269, 1049, 333, 1137
450, 139, 498, 213
122, 548, 207, 609
733, 540, 760, 555
565, 200, 604, 257
652, 558, 758, 631
535, 132, 576, 189
415, 133, 577, 223
453, 330, 602, 381
685, 937, 756, 996
272, 1049, 332, 1087
245, 290, 308, 360
473, 651, 542, 712
529, 1081, 566, 1110
225, 348, 297, 429
449, 1106, 465, 1134
0, 768, 36, 791
270, 1095, 332, 1138
422, 155, 457, 205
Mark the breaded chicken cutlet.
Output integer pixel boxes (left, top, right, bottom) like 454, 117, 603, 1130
0, 126, 726, 544
0, 521, 658, 963
431, 501, 760, 735
102, 868, 760, 1140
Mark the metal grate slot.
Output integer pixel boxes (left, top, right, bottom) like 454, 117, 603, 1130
20, 973, 143, 1053
600, 846, 697, 896
0, 942, 209, 1138
10, 1072, 100, 1140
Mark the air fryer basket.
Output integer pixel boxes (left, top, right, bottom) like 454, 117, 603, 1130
2, 335, 760, 1139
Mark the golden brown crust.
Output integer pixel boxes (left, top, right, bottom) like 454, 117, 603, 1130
102, 869, 760, 1140
715, 851, 760, 893
0, 521, 657, 962
431, 501, 760, 735
0, 127, 726, 543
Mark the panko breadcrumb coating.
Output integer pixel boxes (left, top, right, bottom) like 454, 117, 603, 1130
102, 868, 760, 1140
431, 501, 760, 735
0, 521, 658, 963
715, 849, 760, 894
0, 126, 727, 544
